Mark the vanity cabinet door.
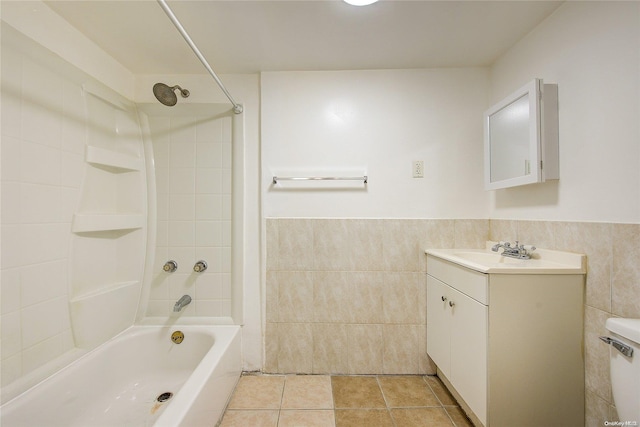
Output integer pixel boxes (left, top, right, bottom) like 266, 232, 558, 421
426, 275, 451, 376
450, 287, 488, 425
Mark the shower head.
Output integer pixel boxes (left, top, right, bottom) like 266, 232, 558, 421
153, 83, 190, 106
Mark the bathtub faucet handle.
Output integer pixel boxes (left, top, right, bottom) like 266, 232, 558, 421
163, 260, 178, 273
193, 260, 208, 273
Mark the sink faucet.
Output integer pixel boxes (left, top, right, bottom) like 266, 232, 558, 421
174, 295, 192, 312
491, 241, 536, 259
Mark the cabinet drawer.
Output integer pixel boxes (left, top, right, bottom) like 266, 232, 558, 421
427, 255, 488, 305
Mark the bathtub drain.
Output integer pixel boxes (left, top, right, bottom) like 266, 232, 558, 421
156, 392, 173, 403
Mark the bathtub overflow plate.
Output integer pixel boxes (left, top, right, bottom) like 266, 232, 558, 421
171, 331, 184, 344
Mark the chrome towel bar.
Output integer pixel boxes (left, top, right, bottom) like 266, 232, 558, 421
273, 176, 368, 184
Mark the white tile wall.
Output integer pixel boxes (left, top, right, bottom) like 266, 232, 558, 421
1, 30, 82, 392
145, 113, 233, 317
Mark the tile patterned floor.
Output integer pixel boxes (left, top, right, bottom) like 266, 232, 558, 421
220, 374, 474, 427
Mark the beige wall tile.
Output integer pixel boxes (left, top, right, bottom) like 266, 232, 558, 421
609, 404, 620, 423
382, 219, 426, 272
277, 271, 314, 323
516, 220, 556, 249
419, 338, 436, 375
347, 272, 384, 324
314, 219, 351, 271
265, 272, 278, 323
418, 275, 427, 325
554, 221, 612, 312
420, 220, 456, 272
265, 219, 278, 272
277, 323, 313, 373
313, 272, 351, 323
454, 219, 489, 248
584, 306, 612, 401
349, 219, 384, 271
421, 220, 456, 250
277, 218, 314, 271
313, 323, 349, 374
383, 325, 420, 374
611, 223, 640, 317
488, 219, 518, 243
383, 272, 422, 324
585, 390, 612, 427
264, 322, 278, 373
347, 325, 383, 374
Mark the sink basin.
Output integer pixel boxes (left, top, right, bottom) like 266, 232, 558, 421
425, 244, 586, 274
451, 251, 525, 265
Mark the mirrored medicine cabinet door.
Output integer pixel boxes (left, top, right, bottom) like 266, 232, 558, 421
483, 79, 558, 191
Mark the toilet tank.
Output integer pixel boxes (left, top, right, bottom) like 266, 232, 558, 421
605, 318, 640, 424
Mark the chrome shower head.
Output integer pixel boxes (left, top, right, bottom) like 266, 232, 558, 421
153, 83, 190, 106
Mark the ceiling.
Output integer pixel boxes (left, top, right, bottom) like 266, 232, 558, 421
44, 0, 563, 75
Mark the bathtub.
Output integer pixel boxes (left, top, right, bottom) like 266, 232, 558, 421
1, 325, 242, 427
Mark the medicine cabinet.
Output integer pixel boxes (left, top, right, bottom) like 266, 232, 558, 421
484, 79, 558, 190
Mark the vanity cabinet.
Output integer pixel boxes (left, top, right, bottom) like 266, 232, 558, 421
427, 274, 488, 423
426, 255, 584, 427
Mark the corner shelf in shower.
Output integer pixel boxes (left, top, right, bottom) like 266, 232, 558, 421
70, 81, 147, 350
85, 146, 143, 172
71, 213, 145, 233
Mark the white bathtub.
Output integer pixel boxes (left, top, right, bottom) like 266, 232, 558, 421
1, 325, 242, 427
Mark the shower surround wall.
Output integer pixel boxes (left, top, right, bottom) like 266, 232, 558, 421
0, 23, 147, 401
144, 108, 233, 318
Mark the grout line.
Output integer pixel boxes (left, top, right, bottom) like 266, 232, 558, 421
375, 376, 397, 427
275, 374, 288, 426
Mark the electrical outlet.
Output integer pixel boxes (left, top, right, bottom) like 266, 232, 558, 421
413, 160, 424, 178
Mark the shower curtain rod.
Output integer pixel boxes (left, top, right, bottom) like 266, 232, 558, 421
157, 0, 243, 114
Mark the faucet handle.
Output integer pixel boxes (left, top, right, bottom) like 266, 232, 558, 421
193, 260, 208, 273
163, 260, 178, 273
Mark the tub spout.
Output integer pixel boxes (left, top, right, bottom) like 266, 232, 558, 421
174, 295, 192, 312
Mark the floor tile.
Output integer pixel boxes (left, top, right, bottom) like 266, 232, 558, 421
227, 375, 285, 409
332, 376, 386, 409
446, 406, 475, 427
335, 409, 394, 427
378, 375, 440, 407
281, 375, 334, 409
219, 410, 279, 427
390, 407, 455, 426
221, 374, 469, 427
425, 375, 458, 405
278, 409, 336, 427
